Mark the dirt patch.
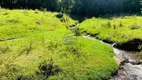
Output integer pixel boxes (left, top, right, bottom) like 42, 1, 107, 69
102, 39, 114, 44
114, 38, 142, 51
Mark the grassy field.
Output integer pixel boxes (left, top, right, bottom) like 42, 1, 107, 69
0, 9, 118, 80
79, 16, 142, 43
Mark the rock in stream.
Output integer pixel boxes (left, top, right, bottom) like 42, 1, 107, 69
111, 48, 142, 80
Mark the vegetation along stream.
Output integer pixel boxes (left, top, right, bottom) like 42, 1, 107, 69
69, 23, 142, 80
83, 34, 142, 80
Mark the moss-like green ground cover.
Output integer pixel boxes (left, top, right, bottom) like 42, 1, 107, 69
79, 16, 142, 43
0, 9, 118, 80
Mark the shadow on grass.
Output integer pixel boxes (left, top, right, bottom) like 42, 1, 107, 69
68, 12, 142, 22
101, 12, 142, 20
68, 14, 85, 23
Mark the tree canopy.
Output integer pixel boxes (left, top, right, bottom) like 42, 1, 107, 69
0, 0, 141, 16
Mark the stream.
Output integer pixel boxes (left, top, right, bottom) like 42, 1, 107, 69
83, 35, 142, 80
69, 24, 142, 80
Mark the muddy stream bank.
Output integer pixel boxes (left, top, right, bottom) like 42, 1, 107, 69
83, 35, 142, 80
69, 23, 142, 80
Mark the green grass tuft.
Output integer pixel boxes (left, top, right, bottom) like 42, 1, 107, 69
79, 16, 142, 43
0, 9, 118, 80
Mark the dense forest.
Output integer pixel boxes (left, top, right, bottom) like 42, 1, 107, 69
0, 0, 142, 16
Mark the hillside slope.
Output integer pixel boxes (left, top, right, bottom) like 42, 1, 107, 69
0, 9, 117, 80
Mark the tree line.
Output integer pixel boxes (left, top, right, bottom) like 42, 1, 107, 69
0, 0, 141, 16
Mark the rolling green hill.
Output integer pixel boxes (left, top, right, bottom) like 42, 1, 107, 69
0, 9, 118, 80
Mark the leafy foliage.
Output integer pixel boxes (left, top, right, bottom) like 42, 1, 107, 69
0, 0, 141, 16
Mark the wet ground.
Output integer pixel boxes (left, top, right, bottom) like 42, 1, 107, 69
111, 48, 142, 80
83, 35, 142, 80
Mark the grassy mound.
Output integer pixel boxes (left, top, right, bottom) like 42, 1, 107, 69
0, 9, 118, 80
79, 16, 142, 50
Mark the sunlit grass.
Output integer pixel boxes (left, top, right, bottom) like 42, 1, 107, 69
0, 9, 118, 80
79, 16, 142, 43
0, 9, 75, 39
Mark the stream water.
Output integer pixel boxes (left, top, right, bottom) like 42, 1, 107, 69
83, 35, 142, 80
69, 24, 142, 80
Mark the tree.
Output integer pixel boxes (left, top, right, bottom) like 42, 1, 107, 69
41, 0, 59, 11
60, 0, 74, 13
0, 0, 141, 16
122, 0, 141, 13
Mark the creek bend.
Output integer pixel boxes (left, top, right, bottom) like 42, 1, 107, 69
83, 35, 142, 80
69, 23, 142, 80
